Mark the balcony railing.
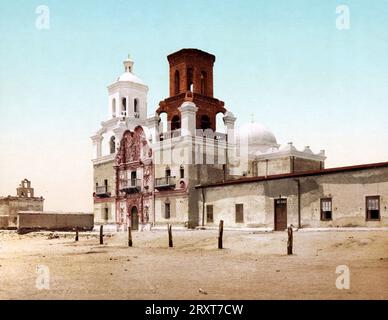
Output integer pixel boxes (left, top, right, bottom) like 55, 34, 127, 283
160, 129, 181, 140
95, 186, 111, 198
155, 176, 176, 190
119, 179, 141, 194
158, 129, 227, 141
196, 130, 227, 141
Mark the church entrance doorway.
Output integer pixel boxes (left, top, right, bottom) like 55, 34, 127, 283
130, 206, 139, 231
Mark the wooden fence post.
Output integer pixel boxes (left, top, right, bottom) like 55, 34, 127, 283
168, 224, 173, 248
287, 226, 293, 255
218, 220, 224, 249
128, 226, 132, 247
100, 225, 104, 245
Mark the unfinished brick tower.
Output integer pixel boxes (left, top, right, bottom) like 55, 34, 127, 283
157, 48, 226, 132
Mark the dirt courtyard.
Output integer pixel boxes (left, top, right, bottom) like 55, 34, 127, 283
0, 229, 387, 300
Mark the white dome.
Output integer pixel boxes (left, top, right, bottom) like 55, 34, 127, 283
239, 122, 278, 153
117, 72, 145, 85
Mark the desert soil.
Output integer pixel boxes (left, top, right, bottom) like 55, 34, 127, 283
0, 229, 387, 300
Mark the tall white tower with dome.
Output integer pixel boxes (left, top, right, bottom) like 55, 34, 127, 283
91, 55, 149, 225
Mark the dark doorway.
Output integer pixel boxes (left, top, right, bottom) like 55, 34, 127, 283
274, 198, 287, 231
131, 206, 139, 231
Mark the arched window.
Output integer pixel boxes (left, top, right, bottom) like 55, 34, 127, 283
200, 71, 207, 95
134, 98, 139, 114
187, 68, 193, 91
112, 98, 116, 118
174, 70, 180, 95
216, 112, 226, 133
159, 112, 168, 134
171, 115, 181, 131
110, 136, 116, 154
122, 98, 127, 116
180, 165, 184, 179
200, 115, 211, 130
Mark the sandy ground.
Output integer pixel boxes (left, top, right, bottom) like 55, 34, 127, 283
0, 229, 387, 300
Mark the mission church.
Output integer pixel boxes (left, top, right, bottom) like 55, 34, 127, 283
91, 48, 388, 231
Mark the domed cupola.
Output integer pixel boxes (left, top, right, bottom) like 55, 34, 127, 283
116, 56, 146, 85
238, 121, 279, 154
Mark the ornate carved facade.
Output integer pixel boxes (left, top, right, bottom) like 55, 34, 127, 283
114, 127, 153, 230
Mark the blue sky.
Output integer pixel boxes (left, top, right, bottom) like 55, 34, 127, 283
1, 0, 388, 211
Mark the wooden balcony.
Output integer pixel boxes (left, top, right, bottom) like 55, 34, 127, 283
155, 176, 176, 190
95, 186, 111, 198
120, 179, 141, 194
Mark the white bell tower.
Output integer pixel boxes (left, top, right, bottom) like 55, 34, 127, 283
91, 55, 149, 160
107, 55, 148, 121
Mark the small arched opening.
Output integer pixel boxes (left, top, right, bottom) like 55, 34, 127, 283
216, 112, 226, 134
122, 97, 127, 116
109, 136, 116, 154
134, 98, 139, 114
187, 68, 193, 92
174, 70, 180, 95
112, 98, 116, 118
159, 112, 168, 139
171, 115, 181, 131
200, 115, 211, 130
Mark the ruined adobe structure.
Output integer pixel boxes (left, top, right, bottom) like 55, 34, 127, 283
0, 179, 44, 229
91, 48, 388, 230
0, 179, 94, 231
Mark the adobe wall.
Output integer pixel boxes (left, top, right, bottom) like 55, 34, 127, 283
17, 212, 94, 232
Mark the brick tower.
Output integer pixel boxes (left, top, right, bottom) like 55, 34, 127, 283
157, 49, 226, 132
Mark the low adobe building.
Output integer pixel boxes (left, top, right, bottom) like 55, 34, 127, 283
196, 162, 388, 229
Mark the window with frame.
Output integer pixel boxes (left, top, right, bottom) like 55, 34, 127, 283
366, 196, 380, 221
110, 136, 116, 154
206, 205, 214, 223
320, 198, 332, 221
235, 204, 244, 223
122, 98, 127, 113
134, 98, 139, 113
164, 202, 171, 219
103, 208, 109, 221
